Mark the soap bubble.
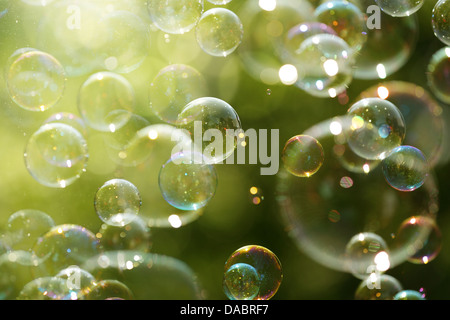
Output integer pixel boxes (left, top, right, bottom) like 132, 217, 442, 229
347, 98, 406, 160
382, 146, 428, 192
94, 179, 142, 227
24, 123, 89, 188
427, 47, 450, 104
207, 0, 232, 4
78, 72, 135, 132
149, 64, 208, 124
223, 263, 261, 300
394, 290, 426, 300
195, 8, 244, 57
159, 151, 218, 211
17, 277, 70, 300
177, 97, 242, 164
314, 0, 367, 52
55, 266, 96, 300
282, 135, 324, 178
355, 274, 403, 300
6, 49, 66, 111
432, 0, 450, 46
147, 0, 204, 34
84, 279, 134, 300
224, 245, 282, 300
375, 0, 424, 17
43, 112, 88, 139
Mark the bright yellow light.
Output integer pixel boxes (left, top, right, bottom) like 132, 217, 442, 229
376, 64, 387, 79
351, 116, 364, 130
377, 86, 389, 100
329, 121, 342, 135
259, 0, 277, 11
374, 251, 390, 272
363, 163, 370, 174
148, 130, 158, 140
279, 64, 298, 85
250, 187, 258, 195
445, 47, 450, 58
168, 214, 182, 228
323, 59, 339, 77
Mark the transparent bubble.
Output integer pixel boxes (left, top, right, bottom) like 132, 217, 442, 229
375, 0, 424, 17
17, 277, 71, 300
294, 34, 354, 98
159, 151, 218, 211
393, 216, 442, 265
82, 251, 203, 299
347, 98, 406, 160
282, 135, 324, 178
6, 49, 66, 112
149, 64, 208, 124
147, 0, 204, 34
224, 245, 282, 300
345, 232, 390, 279
394, 289, 426, 300
427, 47, 450, 104
21, 0, 56, 6
84, 279, 134, 300
223, 263, 261, 300
55, 266, 96, 300
314, 0, 367, 52
207, 0, 232, 4
432, 0, 450, 46
177, 97, 242, 164
94, 179, 142, 227
32, 224, 102, 277
43, 112, 88, 139
24, 123, 89, 188
195, 8, 244, 57
382, 146, 428, 192
78, 72, 135, 132
97, 215, 152, 253
355, 274, 403, 300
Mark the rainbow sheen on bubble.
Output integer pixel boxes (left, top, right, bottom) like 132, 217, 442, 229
375, 0, 424, 17
17, 277, 70, 300
427, 47, 450, 104
282, 135, 324, 178
432, 0, 450, 46
223, 263, 261, 300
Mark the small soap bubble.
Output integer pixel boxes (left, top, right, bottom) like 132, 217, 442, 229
394, 290, 426, 300
355, 274, 403, 300
223, 263, 261, 300
375, 0, 424, 17
432, 0, 450, 46
427, 47, 450, 104
282, 135, 324, 178
83, 279, 134, 300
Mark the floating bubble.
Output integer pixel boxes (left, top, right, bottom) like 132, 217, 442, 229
223, 263, 261, 300
6, 49, 66, 112
84, 279, 134, 300
177, 97, 242, 164
55, 266, 96, 300
314, 0, 367, 51
294, 34, 354, 98
78, 72, 135, 133
149, 64, 208, 124
195, 8, 244, 57
43, 112, 88, 139
147, 0, 204, 34
17, 277, 70, 300
224, 245, 282, 300
375, 0, 424, 17
159, 152, 218, 211
208, 0, 232, 4
427, 47, 450, 104
24, 123, 89, 188
94, 179, 142, 227
355, 274, 403, 300
347, 98, 406, 160
432, 0, 450, 46
394, 289, 426, 300
282, 135, 324, 178
382, 146, 428, 192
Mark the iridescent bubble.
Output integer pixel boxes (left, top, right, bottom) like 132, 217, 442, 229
159, 152, 218, 211
394, 290, 426, 300
294, 34, 354, 98
382, 146, 428, 192
224, 245, 282, 300
147, 0, 204, 34
282, 135, 324, 178
78, 71, 135, 132
355, 274, 403, 300
375, 0, 424, 17
84, 279, 134, 300
177, 97, 242, 164
6, 49, 65, 111
43, 112, 88, 139
24, 123, 89, 188
427, 47, 450, 104
17, 277, 70, 300
432, 0, 450, 46
223, 263, 260, 300
393, 216, 442, 265
55, 266, 96, 300
149, 64, 208, 124
314, 0, 367, 51
94, 179, 142, 227
347, 98, 406, 160
195, 8, 244, 57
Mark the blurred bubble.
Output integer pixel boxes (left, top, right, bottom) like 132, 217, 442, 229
78, 72, 135, 133
94, 179, 142, 227
382, 146, 428, 192
432, 0, 450, 46
147, 0, 204, 35
394, 289, 426, 300
84, 279, 134, 300
177, 97, 242, 164
314, 0, 367, 52
347, 98, 406, 160
375, 0, 424, 17
6, 49, 65, 112
21, 0, 55, 6
24, 123, 89, 188
195, 8, 244, 57
224, 245, 282, 300
223, 263, 261, 300
149, 64, 208, 124
17, 277, 70, 300
427, 47, 450, 104
282, 135, 324, 178
208, 0, 232, 4
55, 266, 96, 300
354, 274, 403, 300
